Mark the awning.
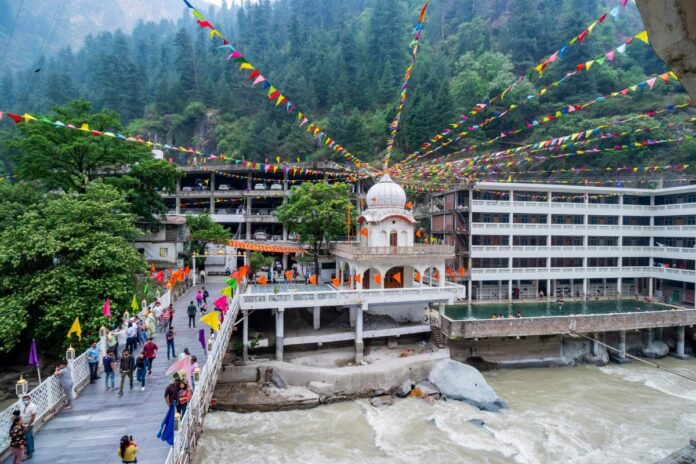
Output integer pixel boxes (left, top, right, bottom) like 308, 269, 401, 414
228, 240, 306, 254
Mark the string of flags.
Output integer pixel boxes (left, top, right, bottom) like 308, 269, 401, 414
394, 0, 635, 170
395, 30, 652, 170
181, 0, 371, 171
383, 0, 429, 168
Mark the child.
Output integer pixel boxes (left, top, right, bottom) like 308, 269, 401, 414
200, 302, 208, 314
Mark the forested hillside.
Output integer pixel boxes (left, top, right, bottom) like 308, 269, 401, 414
0, 0, 693, 181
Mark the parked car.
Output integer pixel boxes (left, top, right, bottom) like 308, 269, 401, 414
182, 186, 193, 192
271, 235, 281, 241
218, 184, 231, 191
270, 183, 283, 191
288, 232, 300, 241
253, 230, 268, 240
254, 183, 267, 190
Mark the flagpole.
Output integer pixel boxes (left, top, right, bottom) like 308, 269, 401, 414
36, 366, 42, 384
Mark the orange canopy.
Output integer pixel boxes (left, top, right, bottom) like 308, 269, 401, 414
229, 240, 306, 254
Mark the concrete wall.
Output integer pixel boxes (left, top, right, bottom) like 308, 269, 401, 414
367, 302, 428, 323
441, 309, 696, 339
636, 0, 696, 99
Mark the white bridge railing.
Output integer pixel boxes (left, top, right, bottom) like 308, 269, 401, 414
165, 289, 241, 464
0, 291, 172, 456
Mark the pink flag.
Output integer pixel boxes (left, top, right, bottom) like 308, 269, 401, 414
605, 50, 615, 62
165, 355, 192, 380
214, 295, 227, 313
103, 298, 111, 318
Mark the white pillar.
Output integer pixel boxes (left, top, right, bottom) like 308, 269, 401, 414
242, 310, 249, 363
468, 280, 472, 304
583, 278, 588, 300
618, 330, 626, 360
676, 326, 686, 357
275, 307, 284, 361
313, 306, 320, 330
649, 277, 654, 297
508, 280, 513, 302
355, 303, 366, 363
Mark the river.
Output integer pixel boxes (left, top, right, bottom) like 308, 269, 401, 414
194, 359, 696, 463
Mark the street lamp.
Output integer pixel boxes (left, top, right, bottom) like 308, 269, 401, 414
66, 346, 75, 363
192, 251, 198, 286
15, 375, 28, 397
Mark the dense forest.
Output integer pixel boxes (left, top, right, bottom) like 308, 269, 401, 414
0, 0, 694, 182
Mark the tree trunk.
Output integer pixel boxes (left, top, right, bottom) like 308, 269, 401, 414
313, 243, 320, 283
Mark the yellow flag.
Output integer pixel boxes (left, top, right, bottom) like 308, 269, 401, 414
131, 294, 139, 311
220, 287, 233, 297
67, 317, 82, 340
635, 31, 649, 44
200, 312, 220, 332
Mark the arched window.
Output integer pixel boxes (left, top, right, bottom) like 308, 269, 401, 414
390, 231, 398, 247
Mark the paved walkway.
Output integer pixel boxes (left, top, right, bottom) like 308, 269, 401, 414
14, 282, 223, 464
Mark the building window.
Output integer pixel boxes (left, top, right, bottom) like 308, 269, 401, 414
520, 215, 528, 224
574, 216, 583, 224
159, 247, 169, 257
483, 214, 491, 223
539, 215, 547, 224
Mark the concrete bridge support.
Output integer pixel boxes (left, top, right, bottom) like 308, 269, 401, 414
355, 302, 366, 363
276, 307, 285, 361
618, 330, 627, 360
242, 309, 249, 363
673, 326, 690, 359
313, 306, 320, 330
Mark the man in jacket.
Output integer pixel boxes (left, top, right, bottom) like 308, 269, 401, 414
118, 349, 135, 396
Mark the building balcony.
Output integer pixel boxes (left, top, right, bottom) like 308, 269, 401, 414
331, 243, 455, 259
471, 199, 696, 216
468, 265, 696, 283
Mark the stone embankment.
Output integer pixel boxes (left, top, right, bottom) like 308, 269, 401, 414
656, 439, 696, 464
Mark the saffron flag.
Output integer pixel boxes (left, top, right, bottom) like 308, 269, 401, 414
256, 275, 268, 286
331, 277, 340, 287
150, 263, 155, 276
131, 294, 139, 311
373, 273, 382, 285
393, 272, 401, 284
200, 311, 221, 332
414, 271, 421, 282
67, 317, 82, 340
355, 273, 362, 284
214, 295, 227, 311
405, 201, 413, 209
416, 229, 421, 238
458, 267, 466, 276
360, 228, 368, 238
157, 403, 176, 446
308, 274, 317, 285
285, 270, 293, 281
28, 339, 39, 368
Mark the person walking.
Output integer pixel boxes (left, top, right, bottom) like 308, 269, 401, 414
187, 301, 197, 328
143, 337, 158, 376
117, 435, 138, 464
202, 287, 209, 304
20, 396, 37, 459
199, 269, 206, 284
196, 290, 203, 308
176, 381, 192, 417
103, 350, 116, 391
135, 352, 147, 391
85, 341, 100, 384
125, 322, 137, 354
54, 361, 73, 409
200, 302, 208, 314
9, 413, 25, 464
107, 329, 119, 361
165, 327, 176, 360
118, 350, 135, 396
190, 355, 199, 391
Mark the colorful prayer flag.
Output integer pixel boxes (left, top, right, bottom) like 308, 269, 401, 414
67, 317, 82, 340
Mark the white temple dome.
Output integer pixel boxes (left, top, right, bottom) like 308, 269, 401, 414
365, 174, 407, 209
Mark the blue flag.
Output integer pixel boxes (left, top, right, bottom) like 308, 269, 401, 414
157, 403, 176, 446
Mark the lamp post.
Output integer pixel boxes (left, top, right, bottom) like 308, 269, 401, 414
65, 346, 75, 363
15, 375, 28, 397
192, 251, 198, 286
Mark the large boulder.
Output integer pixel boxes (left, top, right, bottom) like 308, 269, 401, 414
395, 379, 414, 398
428, 359, 505, 411
641, 340, 669, 359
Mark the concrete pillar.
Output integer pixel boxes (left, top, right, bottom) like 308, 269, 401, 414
282, 253, 288, 270
583, 279, 588, 300
210, 196, 215, 214
282, 225, 288, 241
508, 280, 513, 302
547, 279, 552, 300
242, 310, 249, 363
673, 326, 689, 359
618, 330, 626, 359
175, 178, 181, 214
247, 173, 252, 190
591, 332, 599, 357
275, 308, 284, 361
618, 277, 622, 296
468, 279, 472, 304
355, 302, 366, 363
246, 222, 252, 240
644, 328, 655, 346
313, 306, 320, 330
649, 277, 654, 298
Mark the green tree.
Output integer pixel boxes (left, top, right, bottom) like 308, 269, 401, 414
0, 182, 145, 354
274, 182, 355, 277
8, 99, 179, 229
248, 251, 274, 275
186, 214, 229, 268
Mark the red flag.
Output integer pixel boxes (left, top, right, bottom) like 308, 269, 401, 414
155, 270, 164, 283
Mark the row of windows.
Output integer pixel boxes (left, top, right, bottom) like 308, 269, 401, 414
473, 190, 696, 206
473, 236, 695, 247
472, 257, 688, 269
473, 213, 696, 225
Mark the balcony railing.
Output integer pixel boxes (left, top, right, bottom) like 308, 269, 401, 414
331, 243, 455, 257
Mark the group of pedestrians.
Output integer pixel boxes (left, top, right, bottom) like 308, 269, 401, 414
11, 285, 211, 463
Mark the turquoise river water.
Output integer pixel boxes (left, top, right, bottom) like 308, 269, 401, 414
195, 359, 696, 463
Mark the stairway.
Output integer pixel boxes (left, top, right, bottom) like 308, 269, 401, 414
431, 325, 446, 349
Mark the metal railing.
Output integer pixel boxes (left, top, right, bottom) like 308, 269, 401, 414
165, 288, 242, 464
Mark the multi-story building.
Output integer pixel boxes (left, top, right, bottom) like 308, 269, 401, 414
441, 182, 696, 307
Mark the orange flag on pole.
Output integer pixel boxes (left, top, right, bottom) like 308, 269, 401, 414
373, 273, 382, 285
393, 272, 401, 284
355, 273, 362, 284
285, 270, 293, 281
308, 274, 317, 285
416, 229, 421, 238
150, 263, 155, 276
360, 228, 368, 238
414, 271, 421, 282
405, 201, 413, 209
256, 275, 268, 286
331, 277, 340, 287
458, 267, 466, 276
446, 268, 453, 276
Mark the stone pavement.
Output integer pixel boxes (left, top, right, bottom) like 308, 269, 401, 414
10, 282, 223, 464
